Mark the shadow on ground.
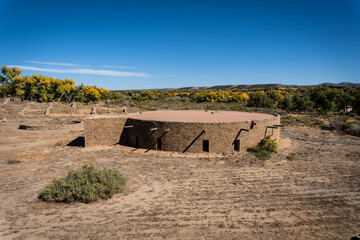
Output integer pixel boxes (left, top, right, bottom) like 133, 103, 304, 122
67, 137, 84, 147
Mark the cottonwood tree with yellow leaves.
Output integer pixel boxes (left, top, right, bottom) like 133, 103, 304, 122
83, 86, 101, 104
0, 65, 22, 98
57, 78, 75, 102
0, 65, 111, 103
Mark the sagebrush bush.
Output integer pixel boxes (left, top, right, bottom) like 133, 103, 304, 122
39, 164, 127, 203
345, 123, 360, 137
321, 117, 346, 131
320, 118, 360, 137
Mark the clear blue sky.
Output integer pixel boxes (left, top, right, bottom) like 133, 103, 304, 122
0, 0, 359, 90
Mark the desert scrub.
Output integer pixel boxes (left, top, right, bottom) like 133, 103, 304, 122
39, 164, 127, 203
281, 115, 324, 126
321, 117, 360, 137
321, 117, 347, 131
259, 136, 278, 153
247, 136, 278, 160
247, 148, 272, 160
345, 122, 360, 137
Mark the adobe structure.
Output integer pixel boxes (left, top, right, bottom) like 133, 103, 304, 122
84, 111, 281, 153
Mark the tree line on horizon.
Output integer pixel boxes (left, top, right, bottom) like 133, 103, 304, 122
1, 65, 360, 115
121, 87, 360, 114
0, 65, 122, 103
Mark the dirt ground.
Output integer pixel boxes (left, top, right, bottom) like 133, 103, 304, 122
1, 113, 360, 239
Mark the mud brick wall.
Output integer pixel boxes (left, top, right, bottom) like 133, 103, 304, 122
84, 114, 280, 153
84, 117, 128, 147
126, 115, 280, 153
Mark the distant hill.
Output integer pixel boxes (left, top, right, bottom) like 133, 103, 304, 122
318, 82, 360, 87
114, 82, 359, 91
174, 84, 288, 91
287, 82, 360, 88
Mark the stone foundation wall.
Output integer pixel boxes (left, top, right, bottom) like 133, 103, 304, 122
126, 116, 280, 153
47, 103, 80, 115
84, 117, 128, 147
84, 114, 281, 153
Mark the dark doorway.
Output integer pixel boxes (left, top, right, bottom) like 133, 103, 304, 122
157, 138, 162, 150
234, 139, 240, 151
203, 140, 209, 152
135, 136, 139, 148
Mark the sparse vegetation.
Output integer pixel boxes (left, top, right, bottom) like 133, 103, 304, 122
247, 148, 272, 160
345, 123, 360, 137
247, 136, 278, 160
286, 154, 295, 161
321, 117, 360, 137
39, 164, 127, 203
321, 117, 347, 131
7, 159, 21, 164
259, 136, 278, 153
281, 115, 324, 126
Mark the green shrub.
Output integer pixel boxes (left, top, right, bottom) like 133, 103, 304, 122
258, 136, 278, 153
247, 148, 272, 160
39, 164, 127, 203
247, 136, 278, 160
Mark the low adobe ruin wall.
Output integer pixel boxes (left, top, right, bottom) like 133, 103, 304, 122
84, 117, 128, 147
126, 116, 280, 153
84, 112, 280, 153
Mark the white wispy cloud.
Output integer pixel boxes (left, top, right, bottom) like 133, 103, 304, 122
25, 61, 82, 67
163, 74, 179, 78
10, 65, 151, 77
102, 65, 136, 69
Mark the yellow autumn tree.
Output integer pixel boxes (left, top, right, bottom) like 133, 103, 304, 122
56, 78, 75, 102
0, 65, 22, 97
228, 92, 249, 102
99, 87, 111, 100
0, 65, 21, 84
83, 86, 100, 103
